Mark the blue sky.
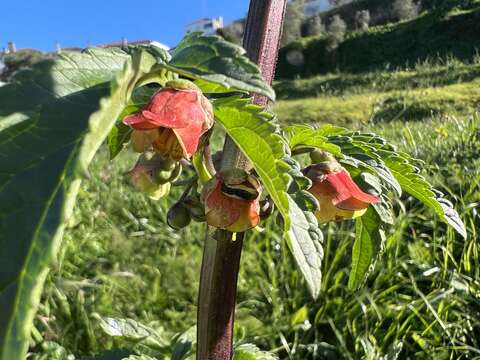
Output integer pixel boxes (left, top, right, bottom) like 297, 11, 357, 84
1, 0, 251, 52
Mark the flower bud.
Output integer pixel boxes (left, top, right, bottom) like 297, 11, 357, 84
167, 202, 192, 230
259, 198, 275, 219
202, 173, 262, 232
154, 169, 174, 185
127, 152, 175, 199
127, 163, 171, 200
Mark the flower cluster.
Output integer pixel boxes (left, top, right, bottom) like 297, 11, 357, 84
123, 81, 377, 233
123, 80, 214, 198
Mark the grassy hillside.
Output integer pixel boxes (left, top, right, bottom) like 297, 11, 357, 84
277, 1, 480, 78
274, 59, 480, 125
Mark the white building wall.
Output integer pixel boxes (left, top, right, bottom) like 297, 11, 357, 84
186, 17, 224, 35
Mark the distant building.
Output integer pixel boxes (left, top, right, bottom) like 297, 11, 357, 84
304, 0, 330, 16
186, 17, 224, 35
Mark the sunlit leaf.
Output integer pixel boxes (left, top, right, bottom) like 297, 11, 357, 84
166, 33, 275, 100
348, 207, 386, 290
284, 124, 342, 155
0, 48, 155, 359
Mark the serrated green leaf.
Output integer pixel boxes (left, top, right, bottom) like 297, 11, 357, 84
166, 33, 275, 100
0, 48, 130, 119
194, 78, 249, 96
97, 317, 169, 351
78, 50, 156, 173
373, 198, 395, 225
328, 131, 467, 238
284, 124, 342, 156
385, 159, 467, 238
0, 48, 155, 359
357, 172, 383, 196
213, 97, 323, 298
233, 344, 278, 360
348, 208, 385, 290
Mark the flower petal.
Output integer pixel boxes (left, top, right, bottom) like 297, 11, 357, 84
327, 170, 379, 210
123, 113, 159, 130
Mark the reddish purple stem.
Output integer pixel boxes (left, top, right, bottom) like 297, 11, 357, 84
196, 1, 287, 359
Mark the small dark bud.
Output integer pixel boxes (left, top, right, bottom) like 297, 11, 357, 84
260, 198, 275, 219
184, 196, 206, 222
167, 202, 191, 230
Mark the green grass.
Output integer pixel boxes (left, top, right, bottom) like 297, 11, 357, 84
30, 110, 480, 359
273, 61, 480, 126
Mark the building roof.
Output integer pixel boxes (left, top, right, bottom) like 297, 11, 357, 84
186, 18, 215, 26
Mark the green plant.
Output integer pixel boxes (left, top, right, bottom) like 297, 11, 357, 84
0, 1, 467, 360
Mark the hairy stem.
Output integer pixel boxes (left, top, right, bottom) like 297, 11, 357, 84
196, 1, 287, 359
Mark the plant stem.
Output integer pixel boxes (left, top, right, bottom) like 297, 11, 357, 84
196, 1, 287, 359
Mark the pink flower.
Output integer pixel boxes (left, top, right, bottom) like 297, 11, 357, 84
304, 162, 380, 224
123, 81, 214, 160
202, 174, 262, 233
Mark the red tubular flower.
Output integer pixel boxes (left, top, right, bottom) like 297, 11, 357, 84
304, 161, 380, 224
202, 174, 262, 233
123, 80, 214, 160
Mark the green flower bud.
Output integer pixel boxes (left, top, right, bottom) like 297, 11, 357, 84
155, 169, 174, 184
167, 202, 191, 230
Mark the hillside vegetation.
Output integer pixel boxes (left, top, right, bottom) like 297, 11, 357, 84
274, 58, 480, 125
277, 1, 480, 78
